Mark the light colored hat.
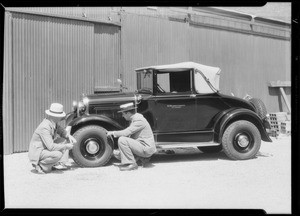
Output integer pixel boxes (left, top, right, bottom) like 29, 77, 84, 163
45, 103, 66, 118
118, 102, 137, 113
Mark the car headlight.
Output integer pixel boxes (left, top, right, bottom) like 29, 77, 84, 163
83, 97, 89, 106
78, 101, 86, 113
72, 101, 78, 112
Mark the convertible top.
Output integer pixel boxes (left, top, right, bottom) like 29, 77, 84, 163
135, 62, 221, 93
135, 61, 220, 73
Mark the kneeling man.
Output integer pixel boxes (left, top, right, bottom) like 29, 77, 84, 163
107, 102, 156, 171
28, 103, 77, 174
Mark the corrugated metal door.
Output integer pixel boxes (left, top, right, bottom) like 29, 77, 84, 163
94, 24, 121, 92
11, 13, 94, 152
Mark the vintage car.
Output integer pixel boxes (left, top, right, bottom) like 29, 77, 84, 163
65, 62, 272, 167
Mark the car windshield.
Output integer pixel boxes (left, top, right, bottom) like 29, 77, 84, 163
137, 70, 153, 93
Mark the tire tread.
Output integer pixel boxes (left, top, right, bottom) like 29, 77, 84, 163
72, 125, 112, 167
222, 120, 261, 160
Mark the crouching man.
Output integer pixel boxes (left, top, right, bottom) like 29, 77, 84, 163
28, 103, 77, 174
107, 102, 157, 171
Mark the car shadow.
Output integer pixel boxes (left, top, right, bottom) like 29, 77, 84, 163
256, 151, 273, 157
68, 148, 270, 169
106, 148, 234, 166
151, 151, 230, 164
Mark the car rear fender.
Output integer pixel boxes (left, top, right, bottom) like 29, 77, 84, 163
214, 108, 272, 143
68, 114, 123, 134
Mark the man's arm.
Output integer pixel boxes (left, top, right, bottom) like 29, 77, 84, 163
39, 127, 66, 151
110, 119, 145, 138
57, 124, 77, 144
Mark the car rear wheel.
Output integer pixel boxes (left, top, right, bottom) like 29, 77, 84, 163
197, 145, 223, 153
71, 125, 113, 167
222, 120, 261, 160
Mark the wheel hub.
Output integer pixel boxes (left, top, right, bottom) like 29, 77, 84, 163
236, 134, 249, 148
85, 139, 100, 154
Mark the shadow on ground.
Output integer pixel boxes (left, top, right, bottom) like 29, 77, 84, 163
69, 148, 273, 169
105, 148, 230, 166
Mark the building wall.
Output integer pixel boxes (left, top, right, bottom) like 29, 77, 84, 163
3, 7, 291, 154
3, 10, 121, 154
188, 24, 291, 111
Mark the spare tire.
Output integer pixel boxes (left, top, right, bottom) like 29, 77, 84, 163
248, 98, 267, 119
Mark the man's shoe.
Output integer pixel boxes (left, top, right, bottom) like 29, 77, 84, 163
34, 164, 45, 174
140, 157, 151, 167
52, 163, 68, 170
119, 163, 138, 171
112, 162, 127, 167
135, 156, 151, 167
113, 150, 121, 160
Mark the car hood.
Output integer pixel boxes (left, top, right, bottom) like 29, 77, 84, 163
85, 92, 137, 104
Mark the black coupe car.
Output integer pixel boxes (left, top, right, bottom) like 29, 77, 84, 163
65, 62, 272, 167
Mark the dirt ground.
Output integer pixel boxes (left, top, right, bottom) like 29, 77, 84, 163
4, 135, 291, 213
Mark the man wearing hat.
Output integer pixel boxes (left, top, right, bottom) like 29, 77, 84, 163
28, 103, 77, 174
107, 102, 156, 171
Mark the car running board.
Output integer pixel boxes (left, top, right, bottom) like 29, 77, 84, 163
156, 142, 220, 149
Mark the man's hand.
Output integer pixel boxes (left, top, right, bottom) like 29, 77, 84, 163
68, 135, 77, 144
107, 131, 114, 137
65, 143, 74, 150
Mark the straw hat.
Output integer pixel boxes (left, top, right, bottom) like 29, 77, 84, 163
118, 102, 137, 113
45, 103, 66, 118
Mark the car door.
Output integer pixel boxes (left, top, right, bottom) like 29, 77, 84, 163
151, 93, 198, 143
195, 94, 228, 130
149, 69, 199, 143
154, 94, 196, 131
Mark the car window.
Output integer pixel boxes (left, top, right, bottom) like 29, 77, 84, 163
137, 71, 153, 93
156, 70, 192, 94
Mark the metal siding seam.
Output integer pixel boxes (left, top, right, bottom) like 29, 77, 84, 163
3, 12, 13, 154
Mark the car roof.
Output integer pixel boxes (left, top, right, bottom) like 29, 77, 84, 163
135, 61, 221, 74
135, 61, 221, 93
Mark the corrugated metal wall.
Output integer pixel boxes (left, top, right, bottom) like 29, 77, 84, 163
3, 12, 14, 154
188, 23, 291, 111
10, 12, 95, 152
16, 7, 121, 22
3, 7, 290, 154
121, 13, 190, 91
4, 11, 122, 153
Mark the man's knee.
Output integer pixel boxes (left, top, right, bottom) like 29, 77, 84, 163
52, 151, 63, 160
118, 136, 129, 146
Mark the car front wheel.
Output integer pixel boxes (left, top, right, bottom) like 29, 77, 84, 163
71, 125, 113, 167
222, 120, 261, 160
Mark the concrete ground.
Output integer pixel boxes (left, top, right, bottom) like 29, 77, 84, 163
4, 135, 291, 213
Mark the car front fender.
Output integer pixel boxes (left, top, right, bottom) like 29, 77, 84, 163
68, 114, 124, 133
214, 108, 272, 143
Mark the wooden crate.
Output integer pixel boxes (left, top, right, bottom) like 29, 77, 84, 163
281, 121, 291, 134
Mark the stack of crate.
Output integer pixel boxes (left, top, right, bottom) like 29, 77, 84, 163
281, 121, 291, 135
269, 112, 288, 136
